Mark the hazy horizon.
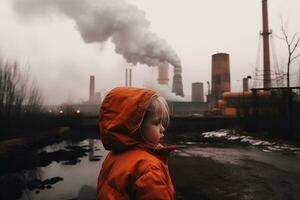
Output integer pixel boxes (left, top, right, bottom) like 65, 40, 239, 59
1, 0, 300, 105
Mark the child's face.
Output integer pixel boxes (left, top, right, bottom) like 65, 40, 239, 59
142, 112, 165, 145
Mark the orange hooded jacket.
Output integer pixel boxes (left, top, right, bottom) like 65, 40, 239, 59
97, 87, 176, 200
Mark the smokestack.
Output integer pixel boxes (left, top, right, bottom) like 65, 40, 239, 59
172, 66, 184, 97
192, 82, 204, 102
125, 68, 132, 87
158, 63, 169, 85
89, 75, 95, 103
125, 68, 128, 87
261, 0, 271, 88
129, 68, 132, 87
15, 0, 184, 93
211, 53, 231, 107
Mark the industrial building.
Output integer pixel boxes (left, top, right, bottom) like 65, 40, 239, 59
168, 101, 208, 117
46, 75, 102, 116
192, 82, 204, 102
209, 0, 279, 117
243, 78, 249, 92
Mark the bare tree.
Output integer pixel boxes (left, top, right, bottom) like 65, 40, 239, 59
0, 59, 43, 133
274, 19, 300, 134
277, 22, 300, 88
25, 83, 43, 113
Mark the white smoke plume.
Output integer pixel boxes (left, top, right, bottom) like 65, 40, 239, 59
143, 81, 185, 102
13, 0, 182, 70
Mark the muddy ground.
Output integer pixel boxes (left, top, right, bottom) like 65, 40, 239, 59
170, 154, 300, 200
167, 131, 300, 200
1, 129, 300, 200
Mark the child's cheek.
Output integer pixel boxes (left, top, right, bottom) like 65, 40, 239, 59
146, 132, 158, 144
145, 126, 160, 144
151, 133, 161, 144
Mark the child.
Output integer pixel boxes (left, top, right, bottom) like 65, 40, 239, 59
97, 87, 176, 200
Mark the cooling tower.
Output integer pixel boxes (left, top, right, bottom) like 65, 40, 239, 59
158, 63, 169, 85
211, 53, 231, 106
89, 75, 95, 103
192, 82, 204, 102
172, 67, 184, 97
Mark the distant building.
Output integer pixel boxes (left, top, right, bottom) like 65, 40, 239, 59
168, 101, 208, 117
243, 78, 249, 92
192, 82, 204, 102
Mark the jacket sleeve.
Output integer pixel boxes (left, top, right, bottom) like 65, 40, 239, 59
134, 166, 174, 200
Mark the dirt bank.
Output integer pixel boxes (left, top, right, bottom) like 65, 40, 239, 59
169, 151, 300, 200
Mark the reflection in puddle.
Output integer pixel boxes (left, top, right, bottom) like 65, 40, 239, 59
88, 139, 102, 162
19, 139, 108, 200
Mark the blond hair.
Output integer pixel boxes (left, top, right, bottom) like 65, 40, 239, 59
142, 96, 170, 129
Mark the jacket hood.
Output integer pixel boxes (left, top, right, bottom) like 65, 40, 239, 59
99, 87, 176, 155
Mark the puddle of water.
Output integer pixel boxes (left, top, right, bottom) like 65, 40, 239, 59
16, 130, 300, 199
19, 139, 109, 200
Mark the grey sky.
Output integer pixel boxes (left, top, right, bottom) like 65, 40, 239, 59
0, 0, 300, 104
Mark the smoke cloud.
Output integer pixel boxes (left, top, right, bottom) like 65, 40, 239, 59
13, 0, 181, 70
143, 81, 185, 102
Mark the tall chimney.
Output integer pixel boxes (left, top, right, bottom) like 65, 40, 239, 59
129, 68, 132, 87
261, 0, 271, 88
125, 69, 128, 87
89, 75, 95, 103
